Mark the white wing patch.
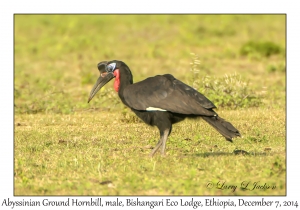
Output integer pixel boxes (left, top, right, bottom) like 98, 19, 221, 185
146, 107, 167, 112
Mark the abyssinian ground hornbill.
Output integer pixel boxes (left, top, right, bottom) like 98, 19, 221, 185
88, 60, 241, 157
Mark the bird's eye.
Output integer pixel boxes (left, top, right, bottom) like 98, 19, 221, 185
106, 63, 116, 72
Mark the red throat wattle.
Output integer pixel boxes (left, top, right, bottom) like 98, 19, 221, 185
113, 69, 120, 92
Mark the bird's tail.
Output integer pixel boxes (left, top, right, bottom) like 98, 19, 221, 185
202, 115, 241, 142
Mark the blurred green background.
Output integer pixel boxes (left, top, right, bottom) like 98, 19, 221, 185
14, 14, 285, 114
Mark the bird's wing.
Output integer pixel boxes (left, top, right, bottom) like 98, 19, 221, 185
123, 74, 217, 116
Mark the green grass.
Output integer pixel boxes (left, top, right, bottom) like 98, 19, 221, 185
14, 14, 286, 195
14, 109, 285, 195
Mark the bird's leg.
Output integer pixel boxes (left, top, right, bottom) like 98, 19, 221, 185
149, 138, 163, 157
160, 128, 171, 156
149, 128, 169, 157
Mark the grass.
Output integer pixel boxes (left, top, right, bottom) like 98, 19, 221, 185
14, 109, 285, 195
14, 14, 286, 195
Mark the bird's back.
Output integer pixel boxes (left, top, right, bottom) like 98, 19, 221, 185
123, 74, 217, 116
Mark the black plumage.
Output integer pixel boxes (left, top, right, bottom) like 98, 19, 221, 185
88, 60, 241, 156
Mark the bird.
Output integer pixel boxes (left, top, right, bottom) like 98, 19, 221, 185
88, 60, 241, 157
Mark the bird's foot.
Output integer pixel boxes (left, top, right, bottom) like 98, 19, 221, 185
160, 152, 166, 157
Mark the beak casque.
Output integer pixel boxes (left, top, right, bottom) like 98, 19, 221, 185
87, 62, 115, 103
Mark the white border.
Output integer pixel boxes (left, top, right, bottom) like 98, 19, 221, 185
2, 0, 299, 209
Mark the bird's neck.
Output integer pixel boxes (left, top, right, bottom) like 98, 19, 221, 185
114, 67, 133, 105
113, 69, 121, 92
114, 70, 133, 92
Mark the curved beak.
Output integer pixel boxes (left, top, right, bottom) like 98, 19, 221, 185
88, 72, 115, 103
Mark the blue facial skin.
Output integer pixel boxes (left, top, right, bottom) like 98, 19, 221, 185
106, 63, 116, 72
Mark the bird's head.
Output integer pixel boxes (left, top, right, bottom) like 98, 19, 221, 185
88, 60, 132, 103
